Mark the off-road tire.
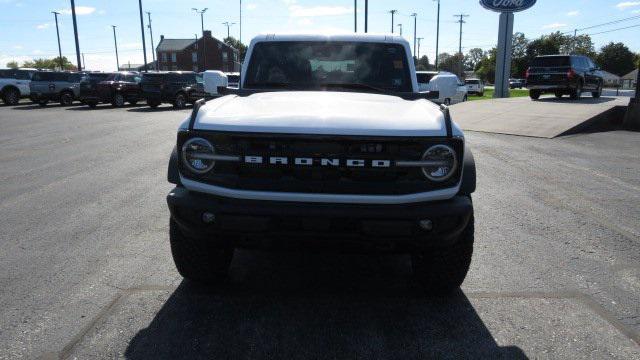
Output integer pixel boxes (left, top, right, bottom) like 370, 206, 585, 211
173, 93, 187, 109
444, 98, 452, 106
112, 92, 125, 107
38, 100, 48, 107
87, 101, 98, 108
148, 100, 161, 108
59, 91, 74, 106
554, 91, 563, 98
411, 214, 474, 294
2, 87, 20, 105
169, 219, 233, 285
529, 90, 541, 100
129, 100, 138, 106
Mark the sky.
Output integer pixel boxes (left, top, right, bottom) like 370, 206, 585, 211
1, 0, 640, 71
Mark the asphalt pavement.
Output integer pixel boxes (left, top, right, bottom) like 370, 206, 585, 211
0, 101, 638, 359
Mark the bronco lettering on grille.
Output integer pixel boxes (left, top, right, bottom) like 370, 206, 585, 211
244, 156, 392, 168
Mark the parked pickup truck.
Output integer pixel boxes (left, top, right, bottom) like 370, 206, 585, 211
166, 34, 476, 293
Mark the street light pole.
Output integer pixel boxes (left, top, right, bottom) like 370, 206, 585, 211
397, 24, 403, 37
69, 0, 82, 70
51, 11, 63, 70
389, 10, 397, 34
411, 13, 417, 58
222, 22, 236, 39
146, 12, 156, 70
417, 37, 424, 59
434, 0, 440, 70
193, 8, 208, 71
354, 0, 357, 33
138, 0, 148, 72
112, 25, 120, 71
364, 0, 368, 33
239, 0, 242, 44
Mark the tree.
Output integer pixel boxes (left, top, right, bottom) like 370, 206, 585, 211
526, 31, 567, 59
415, 55, 432, 71
560, 34, 595, 58
475, 48, 497, 83
21, 56, 76, 71
597, 42, 636, 76
6, 61, 19, 69
438, 53, 465, 76
223, 36, 247, 63
465, 48, 485, 71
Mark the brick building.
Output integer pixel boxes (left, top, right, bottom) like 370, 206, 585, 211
156, 31, 240, 72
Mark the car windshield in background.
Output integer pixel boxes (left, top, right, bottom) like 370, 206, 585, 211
244, 41, 412, 92
465, 79, 480, 84
532, 56, 570, 67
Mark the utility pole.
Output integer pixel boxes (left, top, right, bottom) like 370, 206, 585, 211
364, 0, 368, 33
69, 0, 82, 70
239, 0, 242, 44
138, 0, 148, 72
82, 53, 85, 70
112, 25, 120, 71
147, 12, 156, 70
193, 8, 208, 70
51, 11, 63, 70
389, 10, 397, 33
454, 14, 469, 76
354, 0, 357, 32
397, 23, 403, 37
434, 0, 440, 70
222, 22, 236, 39
417, 37, 424, 59
411, 13, 417, 58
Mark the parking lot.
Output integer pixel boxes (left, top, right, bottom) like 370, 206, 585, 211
0, 101, 639, 358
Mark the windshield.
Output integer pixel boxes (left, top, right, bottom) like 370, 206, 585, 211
244, 41, 412, 92
531, 56, 570, 67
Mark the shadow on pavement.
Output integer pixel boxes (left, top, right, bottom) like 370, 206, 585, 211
125, 250, 527, 359
65, 104, 142, 111
127, 105, 190, 113
535, 96, 616, 104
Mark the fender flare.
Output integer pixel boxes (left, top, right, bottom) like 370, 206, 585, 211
1, 84, 20, 96
458, 148, 476, 195
168, 146, 182, 186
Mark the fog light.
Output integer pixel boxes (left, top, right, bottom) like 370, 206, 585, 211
202, 212, 216, 224
419, 219, 433, 231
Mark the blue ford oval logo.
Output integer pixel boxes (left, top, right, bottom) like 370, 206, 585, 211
480, 0, 536, 12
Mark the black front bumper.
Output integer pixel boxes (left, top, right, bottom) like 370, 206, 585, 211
167, 187, 473, 252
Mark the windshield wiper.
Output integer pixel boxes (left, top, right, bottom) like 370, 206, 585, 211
320, 83, 388, 94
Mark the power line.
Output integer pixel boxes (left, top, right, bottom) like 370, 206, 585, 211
577, 14, 640, 32
586, 23, 640, 36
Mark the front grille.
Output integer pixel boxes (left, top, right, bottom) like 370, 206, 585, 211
178, 131, 463, 195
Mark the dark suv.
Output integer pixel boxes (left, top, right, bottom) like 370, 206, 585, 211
78, 72, 113, 107
90, 72, 143, 108
526, 55, 603, 100
141, 72, 200, 109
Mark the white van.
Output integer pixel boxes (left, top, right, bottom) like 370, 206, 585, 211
416, 71, 468, 105
465, 78, 485, 96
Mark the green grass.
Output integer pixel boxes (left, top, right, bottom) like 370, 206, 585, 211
467, 88, 530, 101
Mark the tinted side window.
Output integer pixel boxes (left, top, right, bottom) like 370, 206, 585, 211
33, 72, 56, 81
15, 70, 32, 80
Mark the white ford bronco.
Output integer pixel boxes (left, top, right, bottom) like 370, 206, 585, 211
167, 34, 476, 293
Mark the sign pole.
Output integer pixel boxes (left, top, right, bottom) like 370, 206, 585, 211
494, 12, 514, 98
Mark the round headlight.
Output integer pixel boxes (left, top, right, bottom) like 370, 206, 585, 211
182, 137, 215, 174
421, 145, 458, 182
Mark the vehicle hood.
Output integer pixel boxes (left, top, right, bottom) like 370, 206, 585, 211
192, 91, 449, 137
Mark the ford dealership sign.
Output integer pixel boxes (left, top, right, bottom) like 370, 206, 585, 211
480, 0, 536, 12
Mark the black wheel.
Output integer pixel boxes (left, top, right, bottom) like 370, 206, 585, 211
169, 219, 233, 285
148, 100, 160, 108
592, 83, 602, 98
87, 101, 98, 108
173, 93, 187, 109
38, 100, 48, 107
554, 91, 563, 98
444, 98, 451, 106
412, 214, 474, 294
570, 82, 583, 100
462, 95, 468, 102
478, 92, 484, 97
2, 87, 20, 105
129, 100, 138, 106
59, 91, 74, 106
529, 90, 541, 100
112, 92, 125, 107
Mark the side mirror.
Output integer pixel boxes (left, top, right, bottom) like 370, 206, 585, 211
203, 70, 229, 95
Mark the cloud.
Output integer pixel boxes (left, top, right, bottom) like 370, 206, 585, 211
542, 23, 567, 29
246, 3, 258, 10
615, 1, 640, 9
36, 23, 50, 30
13, 45, 23, 50
59, 6, 96, 15
297, 18, 313, 26
289, 5, 353, 17
566, 10, 580, 16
